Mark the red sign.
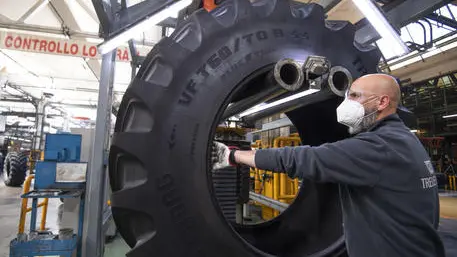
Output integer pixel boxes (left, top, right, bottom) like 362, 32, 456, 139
0, 31, 150, 62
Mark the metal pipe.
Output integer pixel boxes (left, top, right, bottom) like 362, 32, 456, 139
273, 139, 286, 207
273, 173, 280, 216
274, 59, 306, 92
279, 173, 288, 201
278, 194, 295, 200
82, 51, 116, 257
25, 201, 46, 212
249, 192, 289, 212
254, 168, 261, 194
242, 90, 335, 126
18, 175, 34, 234
30, 199, 38, 231
327, 66, 352, 97
32, 96, 47, 151
241, 66, 352, 125
294, 178, 299, 195
222, 59, 306, 120
222, 85, 286, 120
40, 198, 49, 231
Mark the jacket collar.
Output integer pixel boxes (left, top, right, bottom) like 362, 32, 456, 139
367, 113, 402, 132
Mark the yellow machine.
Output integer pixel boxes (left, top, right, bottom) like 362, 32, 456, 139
251, 135, 301, 220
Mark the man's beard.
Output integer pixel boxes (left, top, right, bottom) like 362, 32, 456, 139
348, 107, 378, 135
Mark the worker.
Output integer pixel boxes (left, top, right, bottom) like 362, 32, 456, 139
212, 73, 445, 257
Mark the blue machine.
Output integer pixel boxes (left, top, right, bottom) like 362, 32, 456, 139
10, 133, 87, 257
35, 134, 85, 190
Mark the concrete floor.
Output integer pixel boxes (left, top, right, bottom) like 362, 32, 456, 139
1, 179, 457, 257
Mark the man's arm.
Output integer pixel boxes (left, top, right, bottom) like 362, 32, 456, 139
233, 134, 387, 186
234, 150, 257, 168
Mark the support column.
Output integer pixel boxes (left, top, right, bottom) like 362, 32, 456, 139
82, 51, 116, 257
33, 95, 47, 151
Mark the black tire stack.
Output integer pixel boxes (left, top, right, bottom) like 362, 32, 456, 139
3, 152, 27, 187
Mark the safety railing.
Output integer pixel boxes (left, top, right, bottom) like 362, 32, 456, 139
18, 175, 49, 234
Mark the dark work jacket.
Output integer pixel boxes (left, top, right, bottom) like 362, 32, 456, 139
255, 114, 445, 257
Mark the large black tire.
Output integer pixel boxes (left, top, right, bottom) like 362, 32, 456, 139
109, 1, 380, 256
1, 154, 8, 181
0, 154, 4, 178
3, 152, 27, 187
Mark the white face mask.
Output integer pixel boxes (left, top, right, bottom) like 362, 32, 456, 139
336, 98, 378, 134
336, 99, 365, 128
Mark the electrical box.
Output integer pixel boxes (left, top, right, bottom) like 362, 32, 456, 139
35, 133, 86, 189
43, 133, 82, 162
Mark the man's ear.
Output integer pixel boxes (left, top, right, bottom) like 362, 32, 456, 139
378, 95, 390, 111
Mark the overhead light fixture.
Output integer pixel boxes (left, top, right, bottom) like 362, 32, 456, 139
238, 89, 320, 118
410, 129, 418, 133
352, 0, 409, 57
443, 114, 457, 119
98, 0, 192, 55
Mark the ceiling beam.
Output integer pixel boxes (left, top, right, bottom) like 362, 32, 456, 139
0, 14, 14, 23
390, 46, 457, 83
49, 0, 82, 31
85, 59, 101, 81
0, 22, 98, 39
48, 0, 103, 82
355, 0, 452, 45
17, 0, 50, 23
0, 111, 36, 117
0, 98, 34, 104
426, 12, 457, 29
75, 0, 99, 23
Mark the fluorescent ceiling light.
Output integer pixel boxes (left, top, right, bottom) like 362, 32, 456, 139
410, 129, 418, 133
238, 89, 319, 118
352, 0, 409, 57
443, 114, 457, 119
98, 0, 192, 54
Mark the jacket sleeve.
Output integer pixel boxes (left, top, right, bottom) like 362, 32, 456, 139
254, 134, 387, 186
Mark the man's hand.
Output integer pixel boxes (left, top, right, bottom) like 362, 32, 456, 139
211, 141, 258, 170
212, 142, 231, 170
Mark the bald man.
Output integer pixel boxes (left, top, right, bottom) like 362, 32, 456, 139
213, 73, 445, 257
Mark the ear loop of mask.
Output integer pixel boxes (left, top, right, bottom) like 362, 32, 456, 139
351, 96, 380, 128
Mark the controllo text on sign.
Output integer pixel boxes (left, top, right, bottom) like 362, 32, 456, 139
0, 31, 151, 62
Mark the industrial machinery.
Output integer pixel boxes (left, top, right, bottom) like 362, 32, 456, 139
250, 135, 302, 220
9, 133, 87, 257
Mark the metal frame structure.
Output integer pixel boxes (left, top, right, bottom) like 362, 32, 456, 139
402, 71, 457, 136
82, 52, 115, 257
355, 0, 453, 45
